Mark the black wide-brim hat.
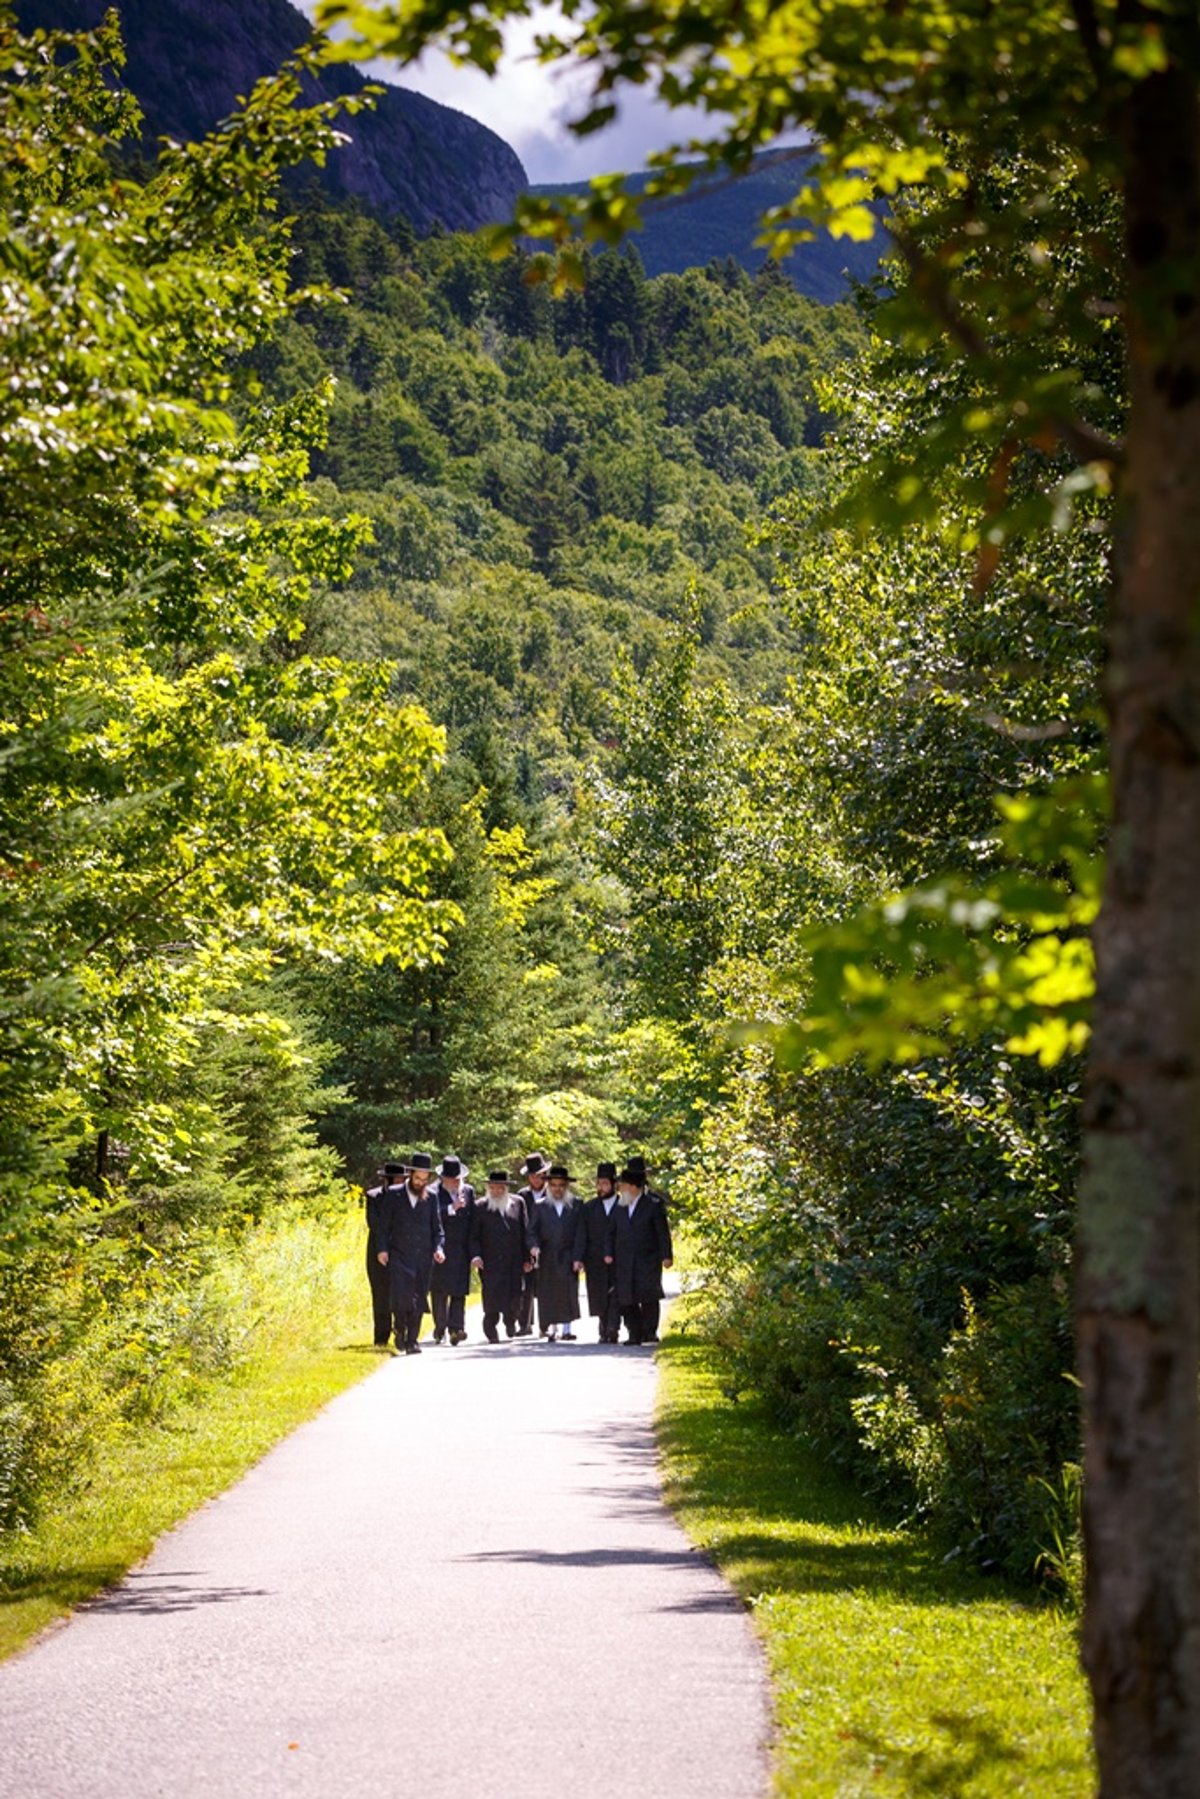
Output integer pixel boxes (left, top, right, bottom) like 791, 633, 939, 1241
597, 1162, 617, 1182
407, 1151, 434, 1172
438, 1156, 463, 1177
487, 1170, 511, 1185
618, 1166, 645, 1186
521, 1152, 548, 1175
383, 1161, 407, 1177
547, 1164, 572, 1182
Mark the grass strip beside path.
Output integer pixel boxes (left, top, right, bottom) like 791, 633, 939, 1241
656, 1324, 1093, 1798
0, 1227, 390, 1664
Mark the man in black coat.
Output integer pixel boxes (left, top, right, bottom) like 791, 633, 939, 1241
429, 1155, 476, 1344
469, 1172, 529, 1343
370, 1151, 446, 1354
574, 1161, 621, 1343
515, 1150, 550, 1336
528, 1164, 582, 1341
363, 1162, 405, 1347
609, 1163, 673, 1346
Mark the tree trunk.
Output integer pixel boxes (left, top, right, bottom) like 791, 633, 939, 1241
1079, 61, 1200, 1797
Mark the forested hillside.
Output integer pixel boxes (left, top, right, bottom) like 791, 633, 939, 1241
257, 200, 867, 1180
2, 6, 1100, 1605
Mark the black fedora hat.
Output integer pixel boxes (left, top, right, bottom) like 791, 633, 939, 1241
486, 1169, 510, 1185
597, 1162, 617, 1182
438, 1155, 463, 1178
547, 1164, 572, 1182
383, 1161, 406, 1177
407, 1151, 434, 1172
618, 1165, 645, 1186
521, 1151, 549, 1176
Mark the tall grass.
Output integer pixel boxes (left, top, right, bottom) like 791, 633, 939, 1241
0, 1201, 376, 1658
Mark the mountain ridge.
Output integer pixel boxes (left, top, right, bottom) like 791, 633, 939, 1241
17, 0, 528, 232
533, 149, 882, 297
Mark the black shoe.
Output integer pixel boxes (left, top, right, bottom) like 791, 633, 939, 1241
405, 1343, 421, 1355
644, 1335, 660, 1344
432, 1333, 444, 1344
505, 1323, 517, 1338
560, 1331, 576, 1341
451, 1330, 466, 1345
485, 1328, 499, 1344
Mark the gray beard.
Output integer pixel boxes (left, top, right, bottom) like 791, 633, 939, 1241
485, 1192, 513, 1213
618, 1191, 642, 1208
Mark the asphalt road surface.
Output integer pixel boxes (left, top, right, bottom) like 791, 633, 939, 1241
1, 1318, 769, 1799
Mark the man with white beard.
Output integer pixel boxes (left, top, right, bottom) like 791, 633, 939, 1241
528, 1164, 582, 1342
469, 1171, 529, 1343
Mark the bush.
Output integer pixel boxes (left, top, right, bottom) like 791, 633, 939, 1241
683, 1046, 1081, 1580
850, 1275, 1078, 1575
0, 1202, 362, 1551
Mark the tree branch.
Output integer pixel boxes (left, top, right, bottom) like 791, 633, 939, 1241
888, 222, 1125, 469
1069, 0, 1109, 87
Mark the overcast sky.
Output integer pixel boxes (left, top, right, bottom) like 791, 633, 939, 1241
299, 4, 711, 183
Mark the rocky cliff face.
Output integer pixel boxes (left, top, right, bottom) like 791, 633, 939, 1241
20, 0, 527, 232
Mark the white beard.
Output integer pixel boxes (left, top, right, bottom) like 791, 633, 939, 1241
485, 1192, 513, 1213
618, 1191, 642, 1208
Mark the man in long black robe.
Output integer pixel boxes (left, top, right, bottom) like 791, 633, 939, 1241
370, 1151, 445, 1353
515, 1150, 549, 1336
469, 1172, 529, 1342
609, 1164, 673, 1346
575, 1161, 621, 1343
528, 1165, 582, 1341
429, 1155, 476, 1344
363, 1161, 405, 1347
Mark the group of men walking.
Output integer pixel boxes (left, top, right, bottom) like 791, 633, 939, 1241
364, 1151, 673, 1353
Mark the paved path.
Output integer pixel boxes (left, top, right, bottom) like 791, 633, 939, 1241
0, 1322, 769, 1799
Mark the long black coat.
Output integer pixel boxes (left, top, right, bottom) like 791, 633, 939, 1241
575, 1195, 619, 1316
371, 1182, 445, 1315
610, 1194, 672, 1307
429, 1181, 476, 1297
468, 1196, 528, 1313
528, 1197, 582, 1326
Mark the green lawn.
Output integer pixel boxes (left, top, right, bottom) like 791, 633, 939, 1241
656, 1325, 1094, 1798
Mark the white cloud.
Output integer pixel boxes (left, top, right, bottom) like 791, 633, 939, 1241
298, 2, 714, 183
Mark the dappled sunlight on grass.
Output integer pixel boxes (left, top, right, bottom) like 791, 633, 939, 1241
657, 1329, 1093, 1798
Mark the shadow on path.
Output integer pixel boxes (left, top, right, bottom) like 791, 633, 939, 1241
458, 1545, 698, 1571
84, 1573, 271, 1616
